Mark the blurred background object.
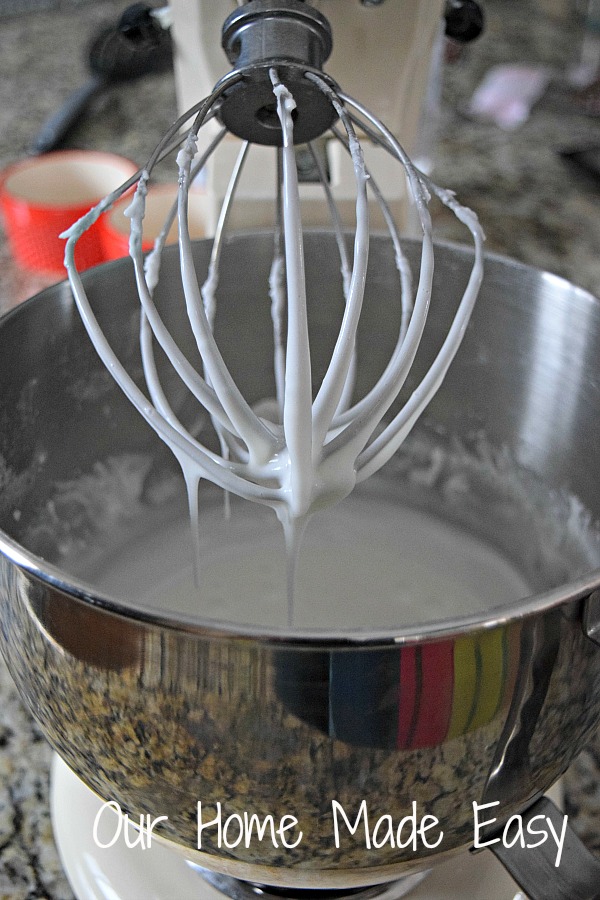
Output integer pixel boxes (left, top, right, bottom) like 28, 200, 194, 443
0, 150, 137, 272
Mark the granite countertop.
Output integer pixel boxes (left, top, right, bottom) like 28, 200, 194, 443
0, 0, 600, 897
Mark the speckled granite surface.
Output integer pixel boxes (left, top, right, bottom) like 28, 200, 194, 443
0, 0, 599, 897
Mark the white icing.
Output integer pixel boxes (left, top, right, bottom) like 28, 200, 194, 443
83, 488, 531, 632
268, 250, 286, 415
35, 441, 600, 632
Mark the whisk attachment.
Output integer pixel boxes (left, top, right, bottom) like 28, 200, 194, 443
61, 3, 484, 614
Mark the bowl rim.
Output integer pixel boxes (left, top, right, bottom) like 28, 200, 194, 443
1, 237, 599, 647
1, 527, 598, 646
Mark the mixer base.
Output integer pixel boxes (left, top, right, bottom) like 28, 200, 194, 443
50, 754, 531, 900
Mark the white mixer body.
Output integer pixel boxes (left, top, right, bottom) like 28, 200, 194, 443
169, 0, 445, 232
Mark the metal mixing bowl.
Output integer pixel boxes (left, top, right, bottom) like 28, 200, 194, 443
0, 234, 599, 892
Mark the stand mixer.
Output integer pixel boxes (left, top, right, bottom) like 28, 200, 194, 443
1, 2, 600, 900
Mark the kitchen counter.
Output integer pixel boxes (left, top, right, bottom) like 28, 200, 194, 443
0, 0, 599, 897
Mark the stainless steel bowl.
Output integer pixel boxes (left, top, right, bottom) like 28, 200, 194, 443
0, 234, 599, 894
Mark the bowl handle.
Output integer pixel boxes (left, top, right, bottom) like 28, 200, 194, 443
489, 794, 600, 900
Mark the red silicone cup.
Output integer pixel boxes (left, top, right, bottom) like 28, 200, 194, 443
0, 151, 139, 276
100, 183, 208, 261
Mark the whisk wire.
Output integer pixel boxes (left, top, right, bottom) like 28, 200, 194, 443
328, 123, 414, 349
176, 131, 279, 465
271, 68, 314, 517
306, 74, 371, 450
307, 138, 355, 418
270, 146, 287, 418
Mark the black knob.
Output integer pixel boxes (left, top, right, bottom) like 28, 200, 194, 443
444, 0, 485, 43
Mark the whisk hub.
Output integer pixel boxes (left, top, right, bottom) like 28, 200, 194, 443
219, 0, 336, 145
216, 64, 339, 146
